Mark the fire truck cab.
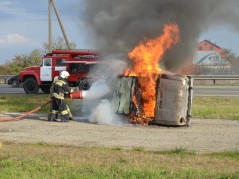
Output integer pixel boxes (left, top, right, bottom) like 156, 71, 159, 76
19, 49, 100, 94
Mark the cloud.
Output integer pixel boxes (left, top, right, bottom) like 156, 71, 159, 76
0, 1, 14, 6
0, 33, 29, 44
0, 1, 27, 17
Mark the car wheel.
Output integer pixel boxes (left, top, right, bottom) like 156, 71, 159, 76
11, 79, 19, 87
23, 77, 39, 94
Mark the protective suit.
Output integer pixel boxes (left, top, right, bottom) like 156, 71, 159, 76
48, 71, 74, 122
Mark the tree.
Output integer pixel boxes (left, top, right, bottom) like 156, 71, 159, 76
42, 36, 77, 53
5, 54, 29, 75
221, 49, 239, 75
28, 49, 42, 66
1, 37, 77, 75
0, 65, 8, 75
4, 49, 42, 75
221, 49, 236, 62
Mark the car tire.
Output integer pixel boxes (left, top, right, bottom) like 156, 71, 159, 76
23, 77, 39, 94
11, 79, 19, 87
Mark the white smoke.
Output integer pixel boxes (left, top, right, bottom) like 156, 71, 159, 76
84, 78, 111, 100
81, 77, 128, 125
89, 99, 128, 125
78, 56, 129, 125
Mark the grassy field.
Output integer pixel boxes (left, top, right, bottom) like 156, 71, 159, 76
0, 94, 71, 113
0, 142, 238, 178
192, 97, 239, 120
1, 94, 239, 120
0, 95, 239, 178
0, 94, 50, 113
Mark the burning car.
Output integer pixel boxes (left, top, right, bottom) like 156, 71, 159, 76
111, 23, 193, 126
111, 74, 193, 126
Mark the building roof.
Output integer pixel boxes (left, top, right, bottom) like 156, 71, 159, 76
198, 40, 222, 50
193, 51, 229, 65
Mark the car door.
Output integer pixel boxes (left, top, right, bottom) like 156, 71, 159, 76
40, 58, 52, 81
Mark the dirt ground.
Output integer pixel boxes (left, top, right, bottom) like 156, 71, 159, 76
0, 113, 238, 152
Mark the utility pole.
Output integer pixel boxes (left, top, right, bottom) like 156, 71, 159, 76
48, 0, 52, 52
48, 0, 71, 51
52, 0, 71, 49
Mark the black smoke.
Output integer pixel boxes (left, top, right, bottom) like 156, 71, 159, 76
83, 0, 239, 72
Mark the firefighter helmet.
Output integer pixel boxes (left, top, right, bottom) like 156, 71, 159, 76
60, 71, 70, 79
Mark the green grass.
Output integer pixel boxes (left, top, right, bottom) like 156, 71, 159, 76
1, 95, 239, 120
192, 97, 239, 120
206, 150, 239, 161
0, 142, 238, 178
153, 147, 196, 156
0, 94, 72, 113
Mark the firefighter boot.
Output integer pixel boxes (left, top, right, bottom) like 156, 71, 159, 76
54, 113, 58, 121
47, 113, 52, 121
48, 112, 58, 121
69, 116, 74, 120
61, 114, 69, 122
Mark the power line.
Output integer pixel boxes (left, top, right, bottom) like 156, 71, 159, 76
0, 10, 88, 13
0, 18, 89, 22
0, 9, 90, 21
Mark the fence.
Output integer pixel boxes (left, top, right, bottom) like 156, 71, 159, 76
1, 75, 239, 85
190, 75, 239, 85
0, 75, 12, 84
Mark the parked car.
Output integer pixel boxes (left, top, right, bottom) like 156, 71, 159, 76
7, 75, 20, 87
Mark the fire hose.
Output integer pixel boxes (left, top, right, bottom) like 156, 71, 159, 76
0, 100, 52, 123
0, 90, 85, 123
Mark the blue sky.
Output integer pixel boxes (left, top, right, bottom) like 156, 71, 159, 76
0, 0, 89, 64
199, 25, 239, 55
0, 0, 239, 65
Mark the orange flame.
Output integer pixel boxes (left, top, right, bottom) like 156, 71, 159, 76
125, 23, 180, 120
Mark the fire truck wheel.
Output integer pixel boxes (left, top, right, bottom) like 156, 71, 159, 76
40, 86, 50, 94
23, 77, 39, 94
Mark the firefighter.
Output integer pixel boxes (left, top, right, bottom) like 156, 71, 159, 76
48, 71, 74, 122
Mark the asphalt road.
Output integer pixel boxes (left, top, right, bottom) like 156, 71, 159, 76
1, 84, 239, 97
0, 84, 43, 94
193, 86, 239, 97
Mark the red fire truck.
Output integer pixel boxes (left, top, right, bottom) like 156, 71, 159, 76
19, 49, 100, 94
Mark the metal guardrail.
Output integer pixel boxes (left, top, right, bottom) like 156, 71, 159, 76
0, 75, 12, 84
1, 75, 239, 84
190, 75, 239, 80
